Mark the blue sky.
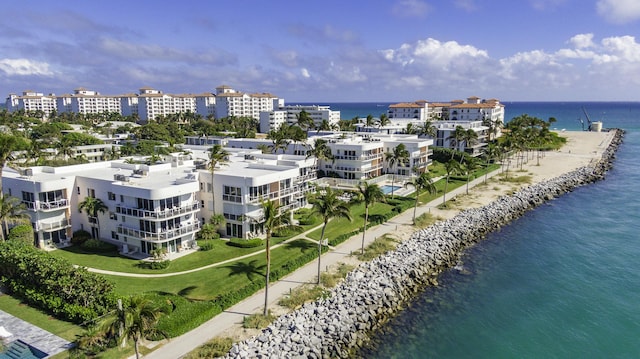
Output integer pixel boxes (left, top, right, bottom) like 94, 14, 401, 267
1, 0, 640, 102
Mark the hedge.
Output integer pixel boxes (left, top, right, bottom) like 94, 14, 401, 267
226, 238, 263, 248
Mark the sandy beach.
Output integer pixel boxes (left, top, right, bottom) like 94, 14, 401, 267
146, 130, 616, 359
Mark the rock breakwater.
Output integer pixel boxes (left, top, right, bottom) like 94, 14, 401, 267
225, 129, 624, 359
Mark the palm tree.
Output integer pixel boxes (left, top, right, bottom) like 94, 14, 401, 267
306, 138, 334, 175
420, 120, 437, 138
447, 125, 466, 159
260, 199, 289, 315
0, 194, 29, 241
97, 296, 169, 359
378, 113, 390, 128
404, 172, 436, 224
461, 129, 479, 163
355, 182, 385, 255
309, 187, 351, 284
384, 143, 409, 198
463, 157, 482, 194
78, 196, 108, 239
365, 114, 375, 128
442, 159, 461, 206
296, 110, 314, 130
481, 142, 501, 183
207, 144, 230, 216
0, 134, 21, 195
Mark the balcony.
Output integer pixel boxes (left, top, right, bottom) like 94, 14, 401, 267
23, 199, 69, 212
37, 218, 71, 232
117, 222, 201, 241
116, 202, 200, 220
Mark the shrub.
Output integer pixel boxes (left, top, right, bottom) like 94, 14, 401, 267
243, 311, 276, 329
81, 238, 117, 253
199, 241, 215, 251
226, 238, 263, 248
279, 285, 327, 309
138, 260, 171, 270
71, 230, 92, 245
184, 337, 235, 359
8, 224, 34, 245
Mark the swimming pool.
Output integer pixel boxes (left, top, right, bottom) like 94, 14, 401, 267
380, 185, 401, 195
0, 340, 48, 359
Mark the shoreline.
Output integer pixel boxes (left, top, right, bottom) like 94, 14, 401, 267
222, 129, 624, 358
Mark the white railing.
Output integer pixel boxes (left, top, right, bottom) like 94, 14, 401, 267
37, 218, 71, 231
117, 222, 201, 241
116, 202, 200, 219
23, 199, 69, 211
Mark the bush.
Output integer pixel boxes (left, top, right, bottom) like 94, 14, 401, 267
184, 337, 235, 359
138, 259, 171, 270
243, 311, 276, 329
8, 224, 34, 245
81, 238, 117, 253
199, 241, 215, 251
273, 225, 304, 237
71, 230, 92, 245
226, 238, 263, 248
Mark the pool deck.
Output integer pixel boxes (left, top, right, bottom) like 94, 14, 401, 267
0, 309, 73, 357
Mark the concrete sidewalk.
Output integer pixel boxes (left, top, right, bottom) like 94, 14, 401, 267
143, 171, 501, 359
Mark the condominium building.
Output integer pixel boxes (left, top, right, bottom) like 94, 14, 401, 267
6, 91, 57, 116
433, 120, 489, 157
214, 85, 282, 120
3, 155, 201, 255
188, 147, 317, 239
387, 101, 429, 123
259, 105, 341, 133
56, 88, 122, 115
5, 85, 284, 122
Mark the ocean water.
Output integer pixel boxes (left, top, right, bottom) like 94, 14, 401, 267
320, 102, 640, 358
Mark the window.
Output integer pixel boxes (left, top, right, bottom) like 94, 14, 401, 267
77, 186, 81, 195
223, 186, 242, 203
87, 188, 95, 198
108, 192, 116, 201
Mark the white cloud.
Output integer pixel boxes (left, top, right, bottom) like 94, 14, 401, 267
383, 38, 489, 71
391, 0, 431, 18
301, 68, 311, 78
597, 0, 640, 24
569, 33, 595, 49
454, 0, 478, 12
0, 58, 53, 76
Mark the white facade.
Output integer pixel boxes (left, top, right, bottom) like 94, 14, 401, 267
6, 91, 57, 116
2, 156, 201, 255
434, 120, 489, 157
259, 105, 341, 133
137, 87, 198, 122
189, 147, 317, 239
56, 88, 122, 115
387, 101, 428, 123
215, 85, 281, 120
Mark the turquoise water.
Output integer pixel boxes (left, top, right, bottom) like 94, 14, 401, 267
380, 185, 401, 195
319, 102, 640, 358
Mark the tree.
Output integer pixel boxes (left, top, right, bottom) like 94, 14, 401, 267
295, 110, 314, 130
8, 223, 34, 245
447, 125, 466, 159
442, 160, 461, 206
0, 134, 23, 195
420, 120, 437, 138
306, 138, 334, 175
0, 194, 29, 241
96, 296, 169, 359
462, 157, 482, 194
260, 199, 289, 315
384, 143, 409, 198
354, 182, 385, 255
365, 114, 375, 128
78, 196, 108, 239
404, 172, 436, 224
207, 144, 230, 216
481, 142, 501, 183
461, 129, 479, 163
309, 187, 351, 284
378, 113, 390, 128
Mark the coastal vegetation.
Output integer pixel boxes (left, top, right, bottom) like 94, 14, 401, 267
0, 108, 577, 357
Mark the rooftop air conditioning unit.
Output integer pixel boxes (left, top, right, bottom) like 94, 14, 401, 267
114, 174, 128, 182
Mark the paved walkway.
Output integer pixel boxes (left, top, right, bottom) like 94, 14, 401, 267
143, 170, 502, 359
0, 309, 73, 357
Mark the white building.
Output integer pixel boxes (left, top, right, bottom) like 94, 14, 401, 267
259, 105, 341, 133
137, 87, 198, 122
56, 88, 122, 115
3, 156, 201, 255
387, 101, 428, 123
433, 120, 489, 157
5, 91, 57, 116
188, 147, 317, 239
214, 85, 282, 120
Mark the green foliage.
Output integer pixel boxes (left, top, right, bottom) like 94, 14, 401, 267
199, 241, 215, 251
279, 285, 327, 309
0, 240, 116, 323
60, 132, 103, 146
357, 235, 398, 261
71, 229, 92, 245
8, 224, 34, 245
272, 225, 304, 237
413, 212, 440, 229
151, 293, 221, 338
138, 259, 171, 270
184, 337, 235, 359
243, 311, 276, 329
226, 238, 263, 248
80, 238, 117, 253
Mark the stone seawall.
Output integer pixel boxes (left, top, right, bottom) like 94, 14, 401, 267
225, 129, 624, 359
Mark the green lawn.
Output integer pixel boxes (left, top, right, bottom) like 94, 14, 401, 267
0, 294, 83, 341
104, 238, 318, 301
306, 200, 396, 241
50, 234, 300, 275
